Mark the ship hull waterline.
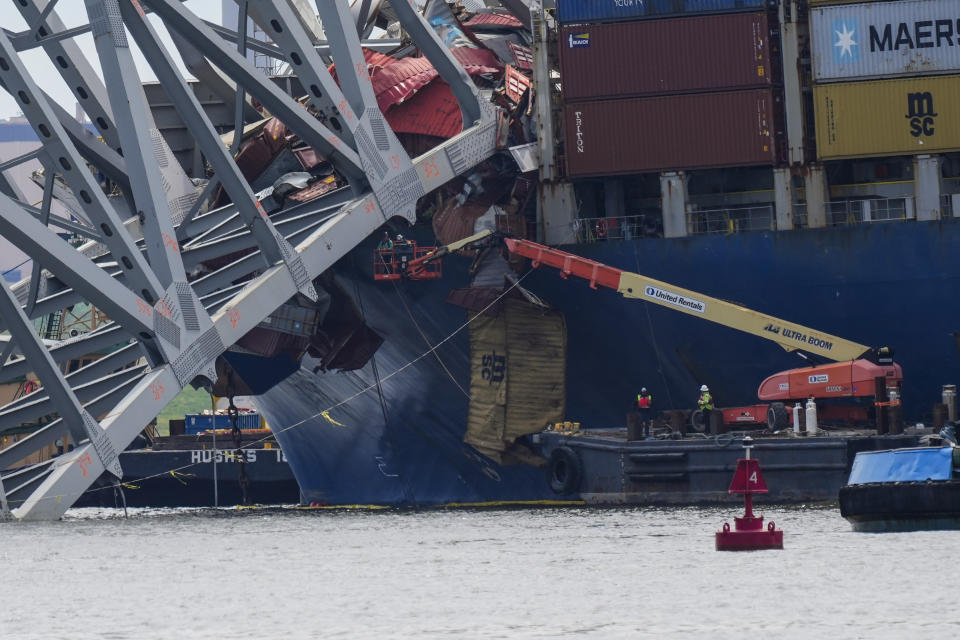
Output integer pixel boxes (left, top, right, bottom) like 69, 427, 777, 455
241, 221, 960, 507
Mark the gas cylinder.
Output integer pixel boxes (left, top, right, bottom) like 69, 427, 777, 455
805, 398, 818, 435
943, 385, 957, 423
792, 403, 802, 434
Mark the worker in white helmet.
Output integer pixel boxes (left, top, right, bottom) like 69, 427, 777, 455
394, 233, 414, 275
697, 384, 713, 412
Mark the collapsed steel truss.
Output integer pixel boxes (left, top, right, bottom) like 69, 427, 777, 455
0, 0, 500, 520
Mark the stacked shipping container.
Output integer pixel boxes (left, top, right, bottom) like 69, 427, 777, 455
557, 0, 784, 178
810, 0, 960, 159
556, 0, 773, 26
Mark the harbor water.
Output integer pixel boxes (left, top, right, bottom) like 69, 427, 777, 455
2, 505, 957, 638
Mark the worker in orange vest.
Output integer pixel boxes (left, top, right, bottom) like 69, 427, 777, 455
636, 387, 653, 438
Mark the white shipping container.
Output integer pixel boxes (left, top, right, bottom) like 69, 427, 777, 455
812, 0, 960, 82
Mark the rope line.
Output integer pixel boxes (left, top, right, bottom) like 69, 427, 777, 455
5, 268, 533, 510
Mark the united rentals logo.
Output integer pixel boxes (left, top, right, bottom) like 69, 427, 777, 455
906, 91, 937, 138
568, 32, 589, 48
643, 285, 706, 314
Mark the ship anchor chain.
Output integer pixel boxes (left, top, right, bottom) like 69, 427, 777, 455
220, 366, 252, 506
226, 397, 250, 506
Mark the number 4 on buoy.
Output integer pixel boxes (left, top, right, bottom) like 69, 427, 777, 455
715, 436, 784, 551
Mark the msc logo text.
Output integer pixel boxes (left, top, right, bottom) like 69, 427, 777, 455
906, 91, 937, 138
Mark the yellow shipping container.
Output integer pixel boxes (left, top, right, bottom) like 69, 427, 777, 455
814, 75, 960, 160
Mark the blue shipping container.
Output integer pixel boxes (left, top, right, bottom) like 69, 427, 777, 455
556, 0, 772, 25
184, 413, 262, 434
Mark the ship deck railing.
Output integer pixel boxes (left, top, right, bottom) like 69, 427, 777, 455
687, 205, 776, 235
572, 214, 662, 242
574, 196, 958, 243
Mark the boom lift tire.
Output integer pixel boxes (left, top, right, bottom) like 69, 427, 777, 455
767, 402, 789, 430
690, 409, 708, 433
548, 446, 583, 495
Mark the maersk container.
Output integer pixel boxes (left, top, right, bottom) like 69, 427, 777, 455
812, 0, 960, 82
560, 13, 774, 101
814, 74, 960, 159
556, 0, 773, 26
564, 89, 783, 177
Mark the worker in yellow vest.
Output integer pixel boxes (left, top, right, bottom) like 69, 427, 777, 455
698, 385, 713, 412
694, 384, 714, 433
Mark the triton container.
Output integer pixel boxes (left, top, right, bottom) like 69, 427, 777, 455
814, 74, 960, 159
564, 89, 783, 177
811, 0, 960, 82
556, 0, 772, 26
559, 13, 774, 101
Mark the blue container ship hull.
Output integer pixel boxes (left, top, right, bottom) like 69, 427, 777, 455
247, 220, 960, 506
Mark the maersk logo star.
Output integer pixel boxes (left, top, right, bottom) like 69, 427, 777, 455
832, 20, 859, 63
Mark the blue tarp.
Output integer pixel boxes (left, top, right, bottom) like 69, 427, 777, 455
556, 0, 772, 26
847, 447, 953, 485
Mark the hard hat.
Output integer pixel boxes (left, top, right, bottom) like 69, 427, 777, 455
641, 388, 647, 393
700, 384, 709, 392
396, 234, 404, 240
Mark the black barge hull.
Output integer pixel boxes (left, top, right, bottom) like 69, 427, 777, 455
839, 481, 960, 532
72, 446, 301, 509
537, 431, 920, 505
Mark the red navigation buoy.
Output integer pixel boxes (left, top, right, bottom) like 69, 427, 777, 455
716, 436, 784, 551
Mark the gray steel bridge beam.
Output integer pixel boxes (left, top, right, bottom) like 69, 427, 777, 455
13, 0, 122, 152
16, 0, 198, 221
0, 193, 154, 339
86, 0, 185, 289
143, 0, 365, 181
0, 365, 147, 435
122, 0, 318, 300
258, 0, 420, 223
0, 341, 139, 405
0, 28, 163, 305
3, 0, 502, 521
0, 325, 128, 384
183, 186, 353, 245
0, 372, 141, 473
182, 209, 331, 269
0, 277, 121, 479
246, 1, 357, 150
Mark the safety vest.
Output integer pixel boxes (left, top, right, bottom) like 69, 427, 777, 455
698, 392, 713, 411
637, 393, 652, 409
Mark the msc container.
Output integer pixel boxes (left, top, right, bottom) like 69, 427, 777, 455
812, 0, 960, 82
564, 89, 783, 177
560, 13, 774, 101
556, 0, 773, 26
814, 74, 960, 159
